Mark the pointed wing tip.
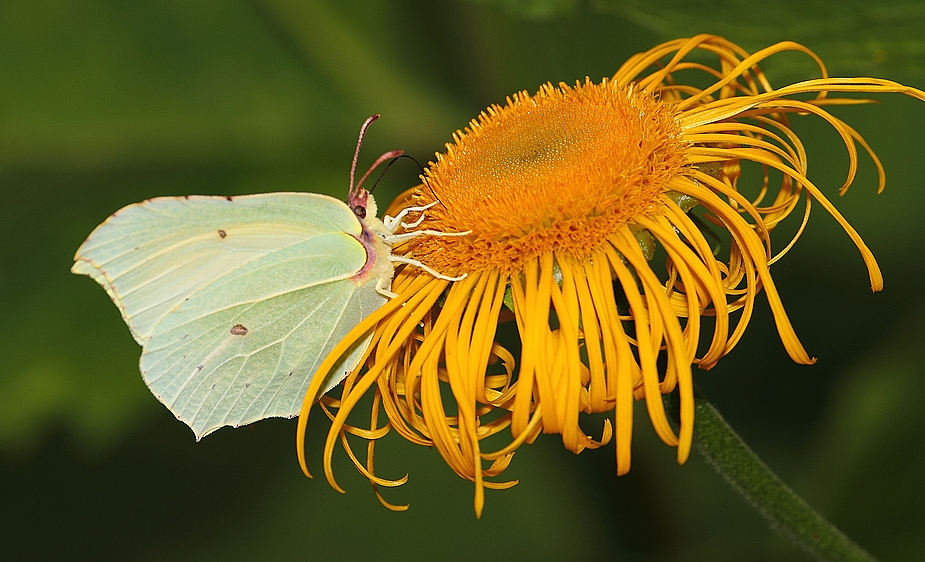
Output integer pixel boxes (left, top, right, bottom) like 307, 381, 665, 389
187, 415, 275, 441
185, 412, 296, 441
191, 423, 218, 442
71, 258, 95, 276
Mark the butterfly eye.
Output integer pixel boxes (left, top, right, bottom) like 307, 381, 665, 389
353, 205, 367, 219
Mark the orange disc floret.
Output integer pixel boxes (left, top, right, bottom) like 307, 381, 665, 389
411, 78, 686, 276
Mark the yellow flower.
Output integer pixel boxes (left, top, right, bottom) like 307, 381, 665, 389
297, 35, 925, 516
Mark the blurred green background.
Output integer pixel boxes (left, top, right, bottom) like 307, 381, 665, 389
2, 1, 924, 560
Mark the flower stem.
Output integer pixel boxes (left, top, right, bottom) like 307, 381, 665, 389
665, 389, 876, 562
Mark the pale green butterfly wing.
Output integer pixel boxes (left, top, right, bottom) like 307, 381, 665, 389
72, 192, 387, 439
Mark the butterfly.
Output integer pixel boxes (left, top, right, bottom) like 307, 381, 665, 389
72, 115, 455, 439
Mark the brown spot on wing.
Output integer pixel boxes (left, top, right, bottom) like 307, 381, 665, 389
218, 229, 227, 238
230, 324, 248, 336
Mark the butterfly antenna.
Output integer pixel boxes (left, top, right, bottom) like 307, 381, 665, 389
356, 149, 404, 192
363, 153, 422, 194
349, 114, 380, 197
397, 154, 445, 209
427, 179, 446, 209
367, 153, 447, 211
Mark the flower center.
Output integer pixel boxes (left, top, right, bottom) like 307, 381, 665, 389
408, 78, 686, 275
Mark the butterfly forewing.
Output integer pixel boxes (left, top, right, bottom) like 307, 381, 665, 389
72, 193, 364, 343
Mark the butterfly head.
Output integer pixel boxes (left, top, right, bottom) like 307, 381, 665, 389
348, 187, 371, 219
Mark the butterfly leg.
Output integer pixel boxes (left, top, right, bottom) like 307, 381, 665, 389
388, 255, 467, 282
374, 275, 398, 299
383, 201, 439, 233
384, 228, 471, 245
